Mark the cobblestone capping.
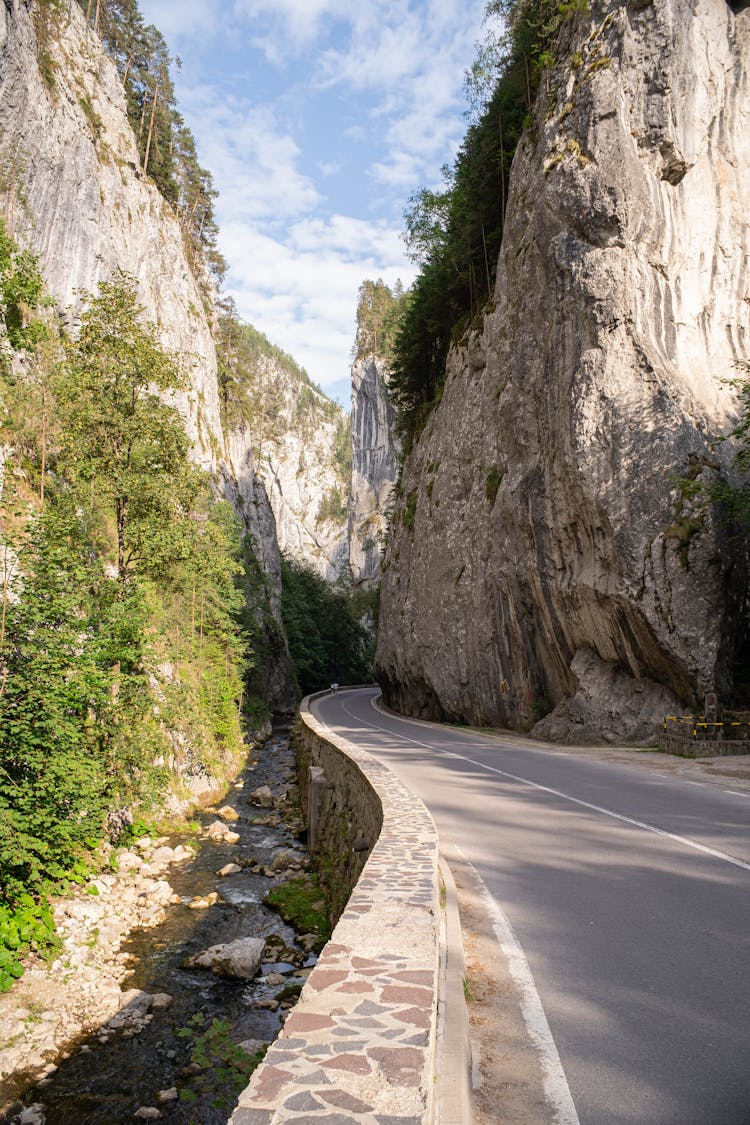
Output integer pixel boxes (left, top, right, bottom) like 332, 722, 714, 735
659, 733, 750, 757
230, 695, 441, 1125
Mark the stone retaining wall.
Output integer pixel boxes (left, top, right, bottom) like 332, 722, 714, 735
659, 732, 750, 758
230, 694, 441, 1125
294, 715, 384, 928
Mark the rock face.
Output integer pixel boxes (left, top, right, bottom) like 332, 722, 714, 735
349, 354, 401, 586
227, 350, 349, 582
0, 0, 295, 710
376, 0, 750, 743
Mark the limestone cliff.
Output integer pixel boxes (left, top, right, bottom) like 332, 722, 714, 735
0, 0, 296, 711
349, 353, 400, 586
219, 323, 350, 582
376, 0, 750, 743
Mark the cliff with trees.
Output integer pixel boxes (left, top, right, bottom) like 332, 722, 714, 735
376, 0, 750, 742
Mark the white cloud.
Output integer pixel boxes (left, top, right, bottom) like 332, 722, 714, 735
218, 218, 415, 389
176, 88, 321, 221
138, 0, 487, 395
233, 0, 352, 53
139, 0, 219, 39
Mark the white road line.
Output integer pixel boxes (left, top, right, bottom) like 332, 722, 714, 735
454, 846, 580, 1125
325, 695, 750, 874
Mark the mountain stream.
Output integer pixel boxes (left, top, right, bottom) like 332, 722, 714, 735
1, 726, 316, 1124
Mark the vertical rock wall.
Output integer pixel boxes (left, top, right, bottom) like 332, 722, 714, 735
349, 354, 401, 586
241, 356, 349, 583
376, 0, 750, 743
0, 0, 295, 711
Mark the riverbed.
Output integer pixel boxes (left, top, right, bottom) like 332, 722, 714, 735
0, 726, 315, 1124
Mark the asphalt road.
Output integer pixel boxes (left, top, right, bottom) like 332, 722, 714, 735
311, 687, 750, 1125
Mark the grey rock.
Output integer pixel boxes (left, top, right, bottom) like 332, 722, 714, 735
376, 0, 749, 744
248, 785, 275, 808
216, 805, 240, 822
349, 355, 401, 587
189, 937, 266, 979
205, 820, 240, 844
217, 863, 242, 877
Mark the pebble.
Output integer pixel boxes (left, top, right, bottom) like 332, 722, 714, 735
156, 1087, 178, 1103
133, 1108, 161, 1120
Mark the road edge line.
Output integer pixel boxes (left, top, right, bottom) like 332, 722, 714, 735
435, 855, 472, 1124
452, 846, 580, 1125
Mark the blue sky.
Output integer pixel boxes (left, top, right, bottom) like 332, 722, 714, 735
139, 0, 493, 404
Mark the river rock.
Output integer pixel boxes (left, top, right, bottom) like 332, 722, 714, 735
133, 1109, 161, 1120
217, 805, 240, 822
271, 849, 302, 872
217, 863, 242, 877
239, 1038, 267, 1056
149, 846, 176, 870
248, 785, 275, 808
156, 1087, 178, 1103
187, 892, 219, 910
150, 993, 173, 1011
16, 1106, 45, 1124
188, 937, 265, 979
116, 852, 143, 872
172, 844, 194, 862
205, 820, 240, 844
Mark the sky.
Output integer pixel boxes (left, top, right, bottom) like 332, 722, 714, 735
139, 0, 492, 405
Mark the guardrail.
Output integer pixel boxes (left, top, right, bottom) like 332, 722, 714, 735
659, 715, 750, 758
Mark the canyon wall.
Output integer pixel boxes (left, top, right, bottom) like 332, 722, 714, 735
240, 354, 349, 583
376, 0, 750, 743
349, 354, 401, 587
0, 0, 296, 711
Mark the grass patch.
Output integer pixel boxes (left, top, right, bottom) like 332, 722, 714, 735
264, 874, 330, 951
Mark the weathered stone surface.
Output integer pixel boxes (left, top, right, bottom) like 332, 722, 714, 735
217, 805, 240, 822
349, 355, 400, 587
376, 0, 750, 743
248, 785, 275, 808
205, 820, 241, 844
0, 0, 295, 714
217, 863, 243, 877
189, 937, 266, 979
225, 357, 349, 583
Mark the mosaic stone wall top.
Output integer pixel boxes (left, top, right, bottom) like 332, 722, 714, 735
230, 699, 441, 1125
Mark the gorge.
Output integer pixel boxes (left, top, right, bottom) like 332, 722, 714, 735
1, 0, 749, 1119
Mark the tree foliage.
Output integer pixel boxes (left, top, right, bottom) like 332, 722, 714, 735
389, 0, 588, 442
280, 556, 371, 696
0, 245, 252, 987
354, 279, 409, 367
0, 219, 49, 360
74, 0, 225, 280
55, 273, 200, 578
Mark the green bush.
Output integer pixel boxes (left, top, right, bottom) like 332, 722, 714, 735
280, 556, 372, 695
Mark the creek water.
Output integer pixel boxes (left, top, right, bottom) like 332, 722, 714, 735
5, 726, 314, 1124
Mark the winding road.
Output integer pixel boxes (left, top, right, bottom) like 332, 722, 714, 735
311, 687, 750, 1125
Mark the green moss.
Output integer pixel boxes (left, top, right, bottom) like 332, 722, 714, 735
264, 875, 331, 951
485, 465, 504, 505
402, 489, 418, 532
